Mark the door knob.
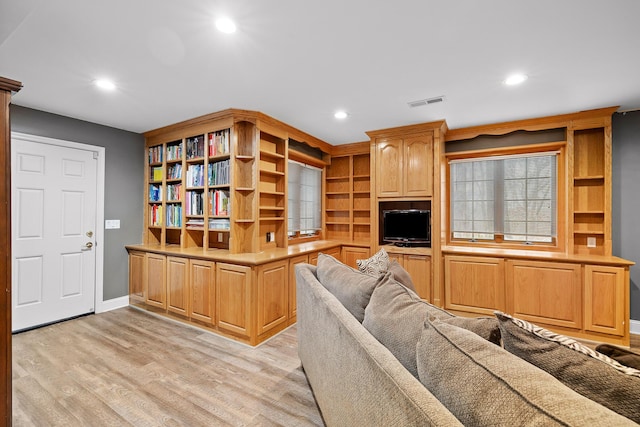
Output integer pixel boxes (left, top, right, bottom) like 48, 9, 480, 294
85, 242, 93, 249
86, 231, 93, 238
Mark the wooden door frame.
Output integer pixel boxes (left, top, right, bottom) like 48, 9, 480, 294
1, 77, 22, 426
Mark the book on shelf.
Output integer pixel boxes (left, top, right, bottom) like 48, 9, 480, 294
150, 166, 163, 181
166, 141, 183, 161
149, 184, 162, 202
166, 183, 181, 201
186, 135, 205, 159
209, 218, 230, 230
166, 204, 182, 227
186, 218, 205, 229
208, 159, 230, 186
209, 189, 230, 216
150, 204, 163, 226
148, 146, 163, 164
185, 190, 204, 216
208, 129, 230, 157
187, 164, 205, 187
167, 163, 182, 180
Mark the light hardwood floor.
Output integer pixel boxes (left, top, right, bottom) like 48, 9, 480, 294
12, 307, 324, 426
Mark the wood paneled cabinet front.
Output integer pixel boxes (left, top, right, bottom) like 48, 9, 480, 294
190, 259, 215, 325
506, 260, 582, 330
341, 246, 370, 269
584, 265, 626, 337
167, 256, 189, 316
145, 253, 167, 309
375, 133, 433, 198
388, 252, 432, 300
444, 255, 505, 315
288, 254, 309, 322
128, 250, 145, 304
257, 260, 289, 336
216, 262, 252, 340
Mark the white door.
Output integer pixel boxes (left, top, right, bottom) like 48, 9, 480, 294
12, 135, 97, 331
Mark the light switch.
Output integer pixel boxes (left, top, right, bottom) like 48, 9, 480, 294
105, 219, 120, 229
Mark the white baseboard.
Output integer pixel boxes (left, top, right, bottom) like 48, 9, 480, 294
631, 319, 640, 335
97, 296, 129, 313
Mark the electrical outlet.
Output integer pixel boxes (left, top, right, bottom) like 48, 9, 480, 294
218, 232, 223, 242
587, 237, 596, 248
269, 232, 275, 242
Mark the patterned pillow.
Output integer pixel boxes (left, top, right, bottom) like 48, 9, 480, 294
416, 319, 636, 426
356, 248, 389, 276
316, 253, 382, 322
596, 344, 640, 370
496, 311, 640, 423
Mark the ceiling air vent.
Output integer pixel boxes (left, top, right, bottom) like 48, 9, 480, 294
408, 96, 445, 108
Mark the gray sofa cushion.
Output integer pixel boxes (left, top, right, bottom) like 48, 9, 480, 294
316, 252, 381, 322
417, 319, 637, 426
363, 273, 501, 378
496, 311, 640, 423
388, 259, 417, 292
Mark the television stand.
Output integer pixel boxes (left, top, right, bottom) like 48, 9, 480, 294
392, 241, 430, 248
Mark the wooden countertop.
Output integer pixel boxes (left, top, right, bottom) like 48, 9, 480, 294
125, 240, 342, 266
442, 245, 635, 267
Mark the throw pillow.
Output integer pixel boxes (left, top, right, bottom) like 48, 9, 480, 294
316, 252, 381, 322
362, 274, 501, 378
596, 343, 640, 370
356, 248, 389, 276
496, 311, 640, 423
416, 319, 636, 426
387, 259, 417, 292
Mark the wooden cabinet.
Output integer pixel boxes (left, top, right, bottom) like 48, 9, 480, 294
584, 265, 626, 336
341, 246, 370, 269
166, 256, 189, 316
216, 262, 252, 339
257, 260, 288, 336
373, 134, 433, 198
404, 254, 431, 300
189, 259, 215, 325
128, 250, 145, 304
444, 255, 505, 315
506, 260, 582, 329
145, 253, 167, 309
288, 254, 309, 322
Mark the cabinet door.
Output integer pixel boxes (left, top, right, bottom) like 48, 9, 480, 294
405, 255, 431, 300
404, 134, 433, 197
190, 259, 215, 325
128, 251, 145, 304
257, 260, 289, 335
341, 246, 370, 269
584, 265, 626, 336
288, 254, 309, 321
445, 255, 505, 315
146, 253, 166, 309
216, 262, 252, 338
376, 139, 403, 197
506, 260, 582, 330
167, 256, 189, 316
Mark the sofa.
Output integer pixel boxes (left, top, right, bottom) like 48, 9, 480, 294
295, 253, 639, 426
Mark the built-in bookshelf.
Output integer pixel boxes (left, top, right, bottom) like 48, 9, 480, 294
259, 131, 287, 251
325, 144, 371, 244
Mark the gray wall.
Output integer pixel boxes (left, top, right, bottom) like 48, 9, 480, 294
10, 105, 144, 301
612, 110, 640, 321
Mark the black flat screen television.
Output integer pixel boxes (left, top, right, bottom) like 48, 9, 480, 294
383, 209, 431, 247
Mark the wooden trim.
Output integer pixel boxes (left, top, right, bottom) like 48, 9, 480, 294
445, 106, 619, 142
288, 149, 327, 168
365, 120, 447, 139
1, 77, 20, 426
329, 141, 369, 156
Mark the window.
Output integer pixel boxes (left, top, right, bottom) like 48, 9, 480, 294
288, 160, 322, 238
450, 152, 557, 244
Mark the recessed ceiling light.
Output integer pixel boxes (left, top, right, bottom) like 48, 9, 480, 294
334, 111, 348, 119
504, 73, 528, 86
94, 79, 116, 91
215, 17, 237, 34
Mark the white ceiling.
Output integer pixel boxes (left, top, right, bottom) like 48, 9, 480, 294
1, 0, 639, 145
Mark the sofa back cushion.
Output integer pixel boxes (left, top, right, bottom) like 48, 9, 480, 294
417, 320, 636, 426
362, 274, 500, 378
316, 253, 381, 322
496, 311, 640, 423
